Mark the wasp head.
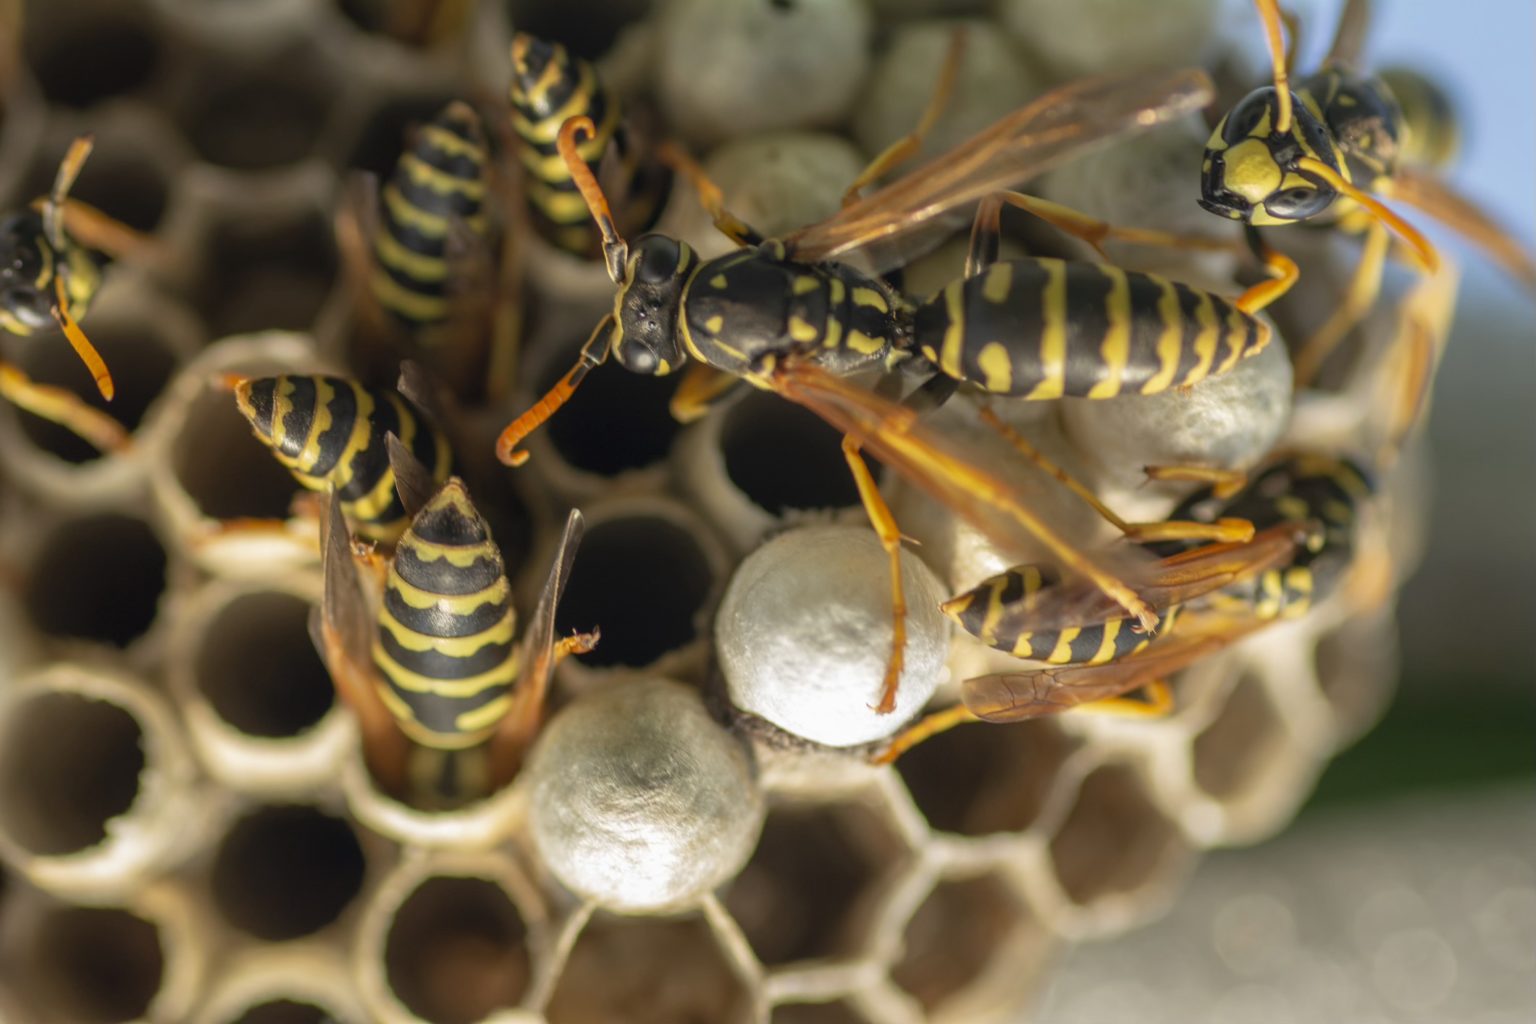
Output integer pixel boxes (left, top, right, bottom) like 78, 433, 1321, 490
0, 211, 55, 330
610, 234, 695, 376
1199, 86, 1341, 226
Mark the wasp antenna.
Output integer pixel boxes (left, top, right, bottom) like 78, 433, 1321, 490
1297, 157, 1438, 273
1255, 0, 1294, 134
496, 314, 613, 466
556, 116, 628, 282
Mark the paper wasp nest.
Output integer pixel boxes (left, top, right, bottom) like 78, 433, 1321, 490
0, 1, 1428, 1021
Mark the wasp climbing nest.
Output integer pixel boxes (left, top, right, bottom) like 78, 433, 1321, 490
0, 0, 1442, 1022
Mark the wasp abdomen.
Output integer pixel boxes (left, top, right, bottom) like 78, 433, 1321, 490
370, 101, 490, 330
373, 481, 518, 750
915, 258, 1268, 400
234, 375, 452, 543
946, 563, 1173, 665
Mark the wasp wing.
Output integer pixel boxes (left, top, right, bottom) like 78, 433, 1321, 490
489, 509, 586, 782
384, 431, 440, 520
976, 520, 1311, 637
962, 613, 1267, 722
1323, 0, 1373, 70
780, 67, 1214, 273
769, 361, 1162, 627
1387, 166, 1536, 294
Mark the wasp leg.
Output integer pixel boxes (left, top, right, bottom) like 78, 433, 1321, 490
975, 405, 1252, 544
871, 702, 980, 766
1293, 220, 1391, 388
654, 141, 765, 248
670, 363, 743, 423
1234, 231, 1300, 315
988, 190, 1241, 262
1077, 679, 1174, 718
51, 200, 158, 263
841, 27, 967, 207
843, 434, 909, 715
0, 360, 131, 452
1143, 464, 1250, 500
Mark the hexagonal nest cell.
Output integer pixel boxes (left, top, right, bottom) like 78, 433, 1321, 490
0, 0, 1439, 1021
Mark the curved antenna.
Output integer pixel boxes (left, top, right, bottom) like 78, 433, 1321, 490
1255, 0, 1294, 134
1296, 156, 1438, 272
556, 116, 628, 282
495, 314, 613, 466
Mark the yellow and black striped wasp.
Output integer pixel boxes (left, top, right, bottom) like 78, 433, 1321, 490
493, 60, 1301, 716
507, 31, 670, 259
312, 437, 596, 806
879, 453, 1373, 761
0, 136, 154, 453
231, 369, 454, 547
1199, 0, 1536, 386
336, 99, 521, 401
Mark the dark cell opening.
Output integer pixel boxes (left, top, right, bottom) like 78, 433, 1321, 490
1192, 671, 1285, 801
721, 390, 862, 515
197, 212, 337, 338
171, 386, 302, 521
503, 0, 652, 59
770, 1001, 872, 1024
897, 718, 1078, 837
555, 515, 711, 667
28, 18, 160, 108
211, 805, 365, 941
892, 874, 1032, 1012
196, 591, 334, 739
26, 515, 166, 647
231, 1001, 330, 1024
384, 877, 530, 1024
28, 905, 163, 1022
0, 693, 144, 856
542, 348, 682, 476
183, 54, 332, 170
1049, 763, 1183, 906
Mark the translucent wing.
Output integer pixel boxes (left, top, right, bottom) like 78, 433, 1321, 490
780, 67, 1214, 272
768, 360, 1162, 630
979, 520, 1311, 637
962, 613, 1267, 722
384, 431, 439, 520
1387, 166, 1536, 294
488, 509, 586, 782
1323, 0, 1373, 69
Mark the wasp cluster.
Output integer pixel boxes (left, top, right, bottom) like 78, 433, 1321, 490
0, 1, 1428, 1022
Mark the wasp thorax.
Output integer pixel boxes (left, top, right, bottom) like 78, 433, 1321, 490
1200, 87, 1340, 226
613, 235, 695, 376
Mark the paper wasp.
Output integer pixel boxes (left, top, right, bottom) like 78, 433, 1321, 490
0, 136, 155, 453
312, 438, 596, 806
508, 31, 669, 259
231, 370, 453, 546
880, 453, 1373, 761
1199, 0, 1536, 386
492, 57, 1301, 715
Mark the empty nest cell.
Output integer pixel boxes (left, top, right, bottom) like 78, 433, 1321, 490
15, 903, 164, 1023
22, 0, 162, 110
897, 717, 1079, 837
720, 389, 864, 515
1191, 670, 1290, 803
24, 513, 167, 647
193, 209, 338, 339
382, 876, 532, 1024
0, 691, 145, 857
544, 912, 752, 1024
1048, 763, 1185, 908
539, 343, 683, 477
227, 1002, 331, 1024
174, 44, 336, 171
554, 511, 714, 668
723, 797, 909, 967
891, 871, 1044, 1014
193, 590, 334, 739
169, 382, 306, 521
12, 131, 172, 234
770, 1000, 875, 1024
211, 804, 366, 942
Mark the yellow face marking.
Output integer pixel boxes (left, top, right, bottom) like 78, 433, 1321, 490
938, 282, 966, 380
1141, 278, 1183, 394
1086, 266, 1131, 399
793, 275, 820, 295
852, 285, 889, 312
703, 314, 725, 334
788, 316, 819, 344
1025, 259, 1067, 400
1222, 138, 1285, 207
977, 342, 1012, 393
1183, 291, 1219, 386
981, 262, 1013, 304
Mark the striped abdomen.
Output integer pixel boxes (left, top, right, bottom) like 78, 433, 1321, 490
945, 563, 1177, 665
913, 258, 1269, 399
233, 375, 452, 543
509, 32, 621, 255
1159, 455, 1374, 619
370, 100, 490, 331
372, 480, 518, 750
